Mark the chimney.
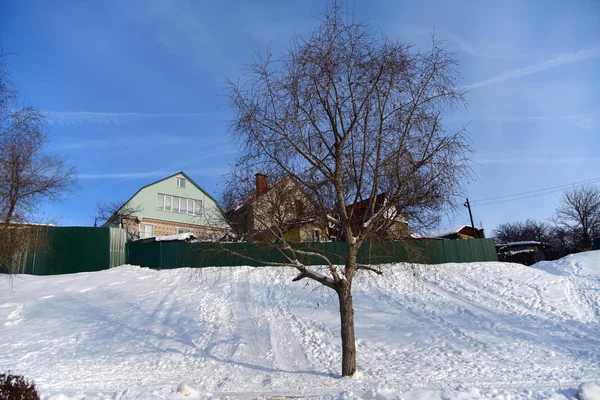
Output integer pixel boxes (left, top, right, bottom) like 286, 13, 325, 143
255, 173, 268, 195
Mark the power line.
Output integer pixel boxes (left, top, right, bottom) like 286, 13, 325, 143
470, 176, 600, 207
474, 190, 566, 207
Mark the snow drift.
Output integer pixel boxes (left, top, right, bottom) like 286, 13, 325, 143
1, 251, 599, 399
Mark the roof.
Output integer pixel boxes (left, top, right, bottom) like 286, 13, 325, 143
413, 225, 468, 239
233, 174, 318, 211
105, 171, 225, 225
498, 241, 542, 247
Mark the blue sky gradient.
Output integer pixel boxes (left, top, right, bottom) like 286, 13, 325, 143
1, 0, 599, 232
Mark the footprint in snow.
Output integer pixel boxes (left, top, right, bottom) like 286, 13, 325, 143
2, 303, 24, 326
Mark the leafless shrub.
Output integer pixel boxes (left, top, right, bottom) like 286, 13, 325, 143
0, 371, 40, 400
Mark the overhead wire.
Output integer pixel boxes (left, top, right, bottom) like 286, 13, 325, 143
469, 176, 600, 207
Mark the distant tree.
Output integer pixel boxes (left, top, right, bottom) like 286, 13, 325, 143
493, 219, 552, 244
555, 185, 600, 250
227, 1, 470, 376
0, 52, 76, 273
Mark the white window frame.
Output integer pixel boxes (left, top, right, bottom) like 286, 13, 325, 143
177, 177, 186, 188
164, 195, 173, 212
139, 223, 154, 239
157, 193, 202, 216
172, 196, 180, 213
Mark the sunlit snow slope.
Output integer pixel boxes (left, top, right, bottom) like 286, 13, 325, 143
1, 252, 599, 399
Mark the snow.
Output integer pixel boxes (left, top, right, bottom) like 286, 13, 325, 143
578, 382, 600, 400
153, 232, 195, 242
1, 252, 600, 399
413, 225, 467, 239
533, 250, 600, 277
499, 249, 536, 255
499, 241, 542, 246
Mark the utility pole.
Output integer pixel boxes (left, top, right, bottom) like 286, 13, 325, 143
464, 197, 476, 234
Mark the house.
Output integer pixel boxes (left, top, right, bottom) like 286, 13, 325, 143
416, 224, 485, 240
330, 193, 409, 241
103, 171, 229, 241
228, 174, 328, 242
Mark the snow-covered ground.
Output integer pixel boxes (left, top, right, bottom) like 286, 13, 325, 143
1, 252, 600, 399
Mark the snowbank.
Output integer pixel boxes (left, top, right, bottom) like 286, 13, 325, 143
533, 250, 600, 277
1, 253, 599, 399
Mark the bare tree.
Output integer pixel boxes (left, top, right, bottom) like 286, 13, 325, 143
0, 52, 76, 273
95, 200, 143, 240
493, 219, 553, 244
227, 2, 470, 376
555, 185, 600, 250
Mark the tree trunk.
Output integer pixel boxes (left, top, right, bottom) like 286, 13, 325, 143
337, 280, 356, 376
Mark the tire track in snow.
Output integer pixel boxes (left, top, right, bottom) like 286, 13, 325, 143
262, 280, 312, 371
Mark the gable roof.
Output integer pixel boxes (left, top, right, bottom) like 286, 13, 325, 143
119, 171, 225, 215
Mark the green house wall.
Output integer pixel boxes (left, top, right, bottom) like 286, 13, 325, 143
124, 172, 229, 229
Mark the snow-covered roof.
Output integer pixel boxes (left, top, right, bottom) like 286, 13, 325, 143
153, 232, 195, 242
413, 225, 468, 239
5, 222, 56, 227
498, 241, 541, 247
498, 249, 536, 256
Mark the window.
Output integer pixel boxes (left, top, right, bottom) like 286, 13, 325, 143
180, 197, 187, 214
177, 228, 191, 234
157, 193, 202, 215
311, 230, 320, 242
177, 177, 186, 188
139, 223, 154, 239
173, 196, 181, 213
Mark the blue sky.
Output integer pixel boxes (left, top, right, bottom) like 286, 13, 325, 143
1, 0, 599, 233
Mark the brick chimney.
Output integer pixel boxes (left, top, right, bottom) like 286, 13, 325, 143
255, 173, 268, 195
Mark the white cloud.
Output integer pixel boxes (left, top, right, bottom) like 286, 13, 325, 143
397, 25, 544, 61
463, 48, 600, 90
79, 167, 229, 180
46, 111, 223, 126
475, 156, 600, 166
454, 114, 598, 130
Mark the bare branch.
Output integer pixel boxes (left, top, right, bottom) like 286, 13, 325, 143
357, 264, 383, 275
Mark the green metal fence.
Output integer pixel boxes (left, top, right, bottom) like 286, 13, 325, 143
126, 238, 498, 269
17, 227, 126, 275
7, 228, 496, 275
